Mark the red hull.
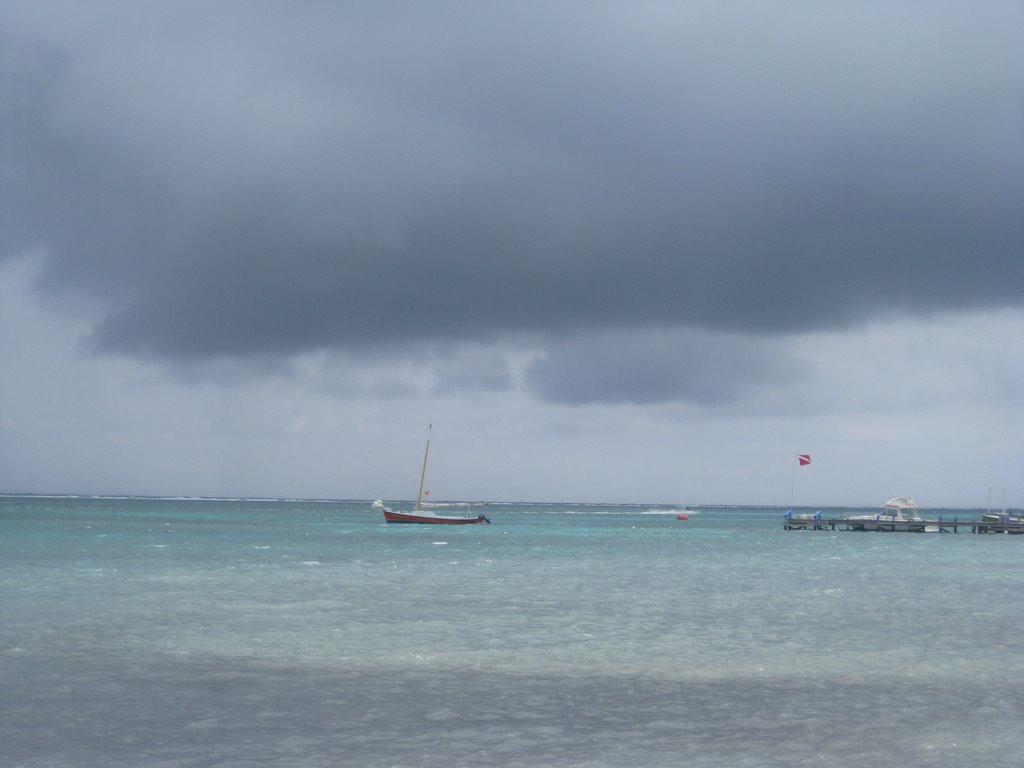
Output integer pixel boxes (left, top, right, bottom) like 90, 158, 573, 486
383, 509, 488, 524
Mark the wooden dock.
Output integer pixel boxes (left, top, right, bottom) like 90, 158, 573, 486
783, 516, 1024, 534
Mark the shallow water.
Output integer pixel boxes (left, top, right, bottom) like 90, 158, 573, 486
3, 497, 1022, 767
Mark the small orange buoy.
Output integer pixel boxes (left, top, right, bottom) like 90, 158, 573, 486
677, 513, 688, 520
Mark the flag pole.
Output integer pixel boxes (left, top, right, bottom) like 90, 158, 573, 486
790, 454, 797, 509
790, 454, 811, 509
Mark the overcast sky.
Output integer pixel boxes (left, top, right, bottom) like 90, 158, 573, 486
2, 2, 1022, 507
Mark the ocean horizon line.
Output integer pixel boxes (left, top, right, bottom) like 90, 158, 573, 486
0, 491, 998, 512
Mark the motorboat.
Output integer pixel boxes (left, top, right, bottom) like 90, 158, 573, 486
783, 509, 823, 529
845, 496, 936, 532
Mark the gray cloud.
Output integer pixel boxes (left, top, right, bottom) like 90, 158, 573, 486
2, 2, 1022, 384
526, 328, 802, 405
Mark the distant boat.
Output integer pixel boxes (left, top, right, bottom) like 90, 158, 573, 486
866, 496, 920, 520
374, 426, 490, 525
982, 512, 1023, 525
982, 509, 1021, 524
982, 488, 1018, 524
782, 509, 823, 529
845, 496, 934, 531
374, 500, 490, 524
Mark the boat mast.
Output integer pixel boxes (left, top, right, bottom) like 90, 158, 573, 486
415, 424, 431, 511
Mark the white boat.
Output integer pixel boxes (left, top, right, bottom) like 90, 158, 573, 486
981, 488, 1018, 523
982, 510, 1022, 524
878, 496, 920, 520
374, 426, 490, 525
846, 496, 936, 532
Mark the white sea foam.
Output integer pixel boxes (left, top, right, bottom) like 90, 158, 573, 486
640, 507, 699, 515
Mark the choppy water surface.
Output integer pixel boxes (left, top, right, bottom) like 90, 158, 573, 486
3, 496, 1022, 767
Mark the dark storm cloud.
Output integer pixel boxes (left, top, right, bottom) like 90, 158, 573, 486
526, 328, 802, 406
3, 2, 1023, 370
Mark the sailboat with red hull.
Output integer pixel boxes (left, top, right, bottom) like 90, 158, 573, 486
374, 426, 490, 524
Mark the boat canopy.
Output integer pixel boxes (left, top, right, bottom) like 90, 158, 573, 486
881, 496, 918, 518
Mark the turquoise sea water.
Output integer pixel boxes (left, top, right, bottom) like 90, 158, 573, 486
2, 495, 1022, 767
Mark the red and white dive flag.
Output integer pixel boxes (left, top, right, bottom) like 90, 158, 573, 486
797, 454, 812, 466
